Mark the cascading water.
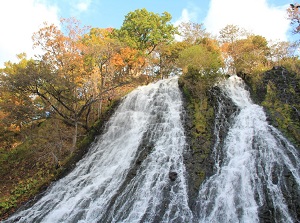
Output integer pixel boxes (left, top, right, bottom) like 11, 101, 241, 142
3, 77, 193, 223
196, 75, 300, 223
2, 75, 300, 223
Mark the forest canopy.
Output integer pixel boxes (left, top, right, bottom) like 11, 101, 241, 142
1, 7, 299, 156
1, 6, 299, 156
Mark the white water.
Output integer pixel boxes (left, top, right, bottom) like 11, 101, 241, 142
196, 75, 300, 223
3, 75, 300, 223
3, 77, 192, 223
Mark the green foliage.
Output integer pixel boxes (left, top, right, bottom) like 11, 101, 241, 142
154, 41, 189, 79
280, 57, 300, 77
0, 119, 69, 218
10, 178, 39, 199
114, 8, 177, 53
0, 174, 49, 217
178, 44, 223, 77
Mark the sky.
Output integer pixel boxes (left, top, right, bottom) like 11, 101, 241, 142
0, 0, 296, 68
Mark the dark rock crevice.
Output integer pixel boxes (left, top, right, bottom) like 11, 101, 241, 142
179, 81, 238, 209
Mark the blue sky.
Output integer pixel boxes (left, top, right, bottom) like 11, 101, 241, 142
0, 0, 295, 67
43, 0, 208, 29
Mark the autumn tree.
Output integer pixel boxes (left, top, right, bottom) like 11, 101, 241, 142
0, 54, 40, 150
219, 25, 249, 74
287, 3, 300, 35
178, 21, 208, 44
219, 25, 249, 44
30, 18, 97, 150
111, 46, 145, 77
231, 35, 270, 74
0, 18, 106, 152
268, 40, 295, 66
0, 54, 44, 130
82, 27, 123, 117
153, 41, 189, 79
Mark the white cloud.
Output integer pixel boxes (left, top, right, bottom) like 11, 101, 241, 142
173, 8, 200, 41
174, 8, 197, 27
72, 0, 92, 15
76, 2, 89, 12
204, 0, 290, 41
0, 0, 60, 67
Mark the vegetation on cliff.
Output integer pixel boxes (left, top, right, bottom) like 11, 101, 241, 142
240, 66, 300, 148
1, 4, 300, 220
178, 68, 220, 197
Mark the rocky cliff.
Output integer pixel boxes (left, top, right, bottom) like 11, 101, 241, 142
239, 66, 300, 148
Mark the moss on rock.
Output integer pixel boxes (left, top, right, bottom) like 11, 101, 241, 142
240, 66, 300, 148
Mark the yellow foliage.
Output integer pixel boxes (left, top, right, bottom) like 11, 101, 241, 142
8, 124, 20, 132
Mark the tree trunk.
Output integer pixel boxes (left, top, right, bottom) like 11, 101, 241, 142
98, 99, 103, 119
85, 105, 91, 130
71, 121, 78, 154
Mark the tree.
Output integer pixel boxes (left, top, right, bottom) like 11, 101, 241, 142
219, 24, 248, 44
268, 40, 294, 66
231, 35, 270, 74
178, 42, 224, 79
82, 27, 125, 117
0, 54, 44, 129
153, 41, 189, 79
219, 25, 249, 74
111, 46, 145, 77
8, 18, 108, 152
113, 8, 178, 54
287, 3, 300, 35
178, 21, 208, 44
31, 19, 91, 150
0, 54, 35, 150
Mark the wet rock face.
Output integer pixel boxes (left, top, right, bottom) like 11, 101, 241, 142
208, 86, 239, 168
180, 84, 238, 208
181, 73, 300, 222
263, 67, 299, 105
239, 67, 300, 148
238, 67, 300, 222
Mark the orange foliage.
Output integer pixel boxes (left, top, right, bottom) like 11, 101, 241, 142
200, 38, 220, 53
221, 42, 230, 54
111, 47, 145, 70
33, 18, 89, 83
111, 54, 125, 67
7, 124, 20, 132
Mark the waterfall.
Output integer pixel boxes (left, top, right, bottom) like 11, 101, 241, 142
3, 77, 193, 223
196, 75, 300, 223
3, 75, 300, 223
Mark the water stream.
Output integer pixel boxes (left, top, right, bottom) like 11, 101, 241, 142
196, 76, 300, 223
2, 75, 300, 223
3, 77, 192, 223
